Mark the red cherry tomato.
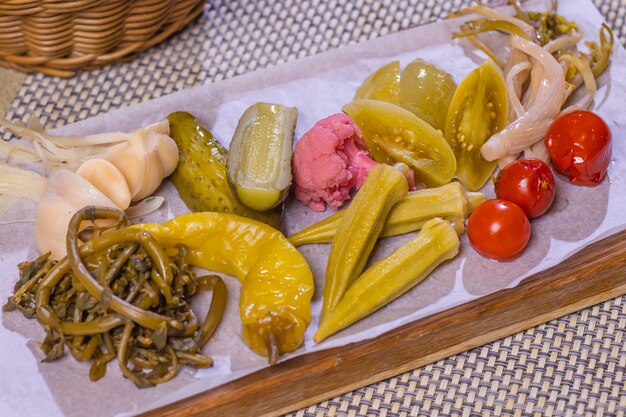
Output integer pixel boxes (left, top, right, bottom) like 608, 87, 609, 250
495, 158, 555, 218
467, 199, 531, 261
545, 110, 612, 185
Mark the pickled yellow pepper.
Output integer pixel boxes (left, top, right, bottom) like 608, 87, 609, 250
314, 218, 460, 342
320, 163, 409, 322
134, 212, 314, 363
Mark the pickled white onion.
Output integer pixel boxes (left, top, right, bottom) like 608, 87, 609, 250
481, 35, 566, 161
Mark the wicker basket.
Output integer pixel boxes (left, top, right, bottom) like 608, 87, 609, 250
0, 0, 206, 77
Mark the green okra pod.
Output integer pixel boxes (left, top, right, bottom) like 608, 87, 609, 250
289, 182, 484, 246
320, 163, 409, 322
315, 218, 460, 342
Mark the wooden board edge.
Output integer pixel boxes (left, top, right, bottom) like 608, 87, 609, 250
140, 229, 626, 417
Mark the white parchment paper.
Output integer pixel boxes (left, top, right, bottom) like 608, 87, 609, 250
2, 0, 626, 416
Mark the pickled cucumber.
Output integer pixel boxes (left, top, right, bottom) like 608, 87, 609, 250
167, 112, 282, 229
227, 102, 297, 212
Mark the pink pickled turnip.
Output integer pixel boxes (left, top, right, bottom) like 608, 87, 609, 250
292, 113, 414, 211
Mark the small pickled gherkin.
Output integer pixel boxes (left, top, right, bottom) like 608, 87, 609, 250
167, 112, 282, 229
444, 60, 508, 191
227, 102, 297, 212
353, 61, 401, 104
398, 59, 457, 132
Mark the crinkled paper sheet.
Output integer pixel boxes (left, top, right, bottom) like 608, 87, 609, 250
2, 0, 626, 415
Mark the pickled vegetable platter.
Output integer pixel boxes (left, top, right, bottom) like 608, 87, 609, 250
2, 0, 626, 416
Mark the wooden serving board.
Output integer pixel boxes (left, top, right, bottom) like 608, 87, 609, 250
141, 229, 626, 417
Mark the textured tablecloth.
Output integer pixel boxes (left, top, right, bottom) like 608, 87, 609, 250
1, 1, 626, 416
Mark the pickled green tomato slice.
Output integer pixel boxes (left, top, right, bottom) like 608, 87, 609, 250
343, 99, 456, 187
353, 61, 401, 104
444, 60, 508, 191
398, 59, 457, 132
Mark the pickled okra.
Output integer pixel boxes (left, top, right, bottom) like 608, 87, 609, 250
167, 112, 282, 229
321, 163, 409, 321
314, 218, 460, 342
227, 102, 297, 211
289, 182, 484, 246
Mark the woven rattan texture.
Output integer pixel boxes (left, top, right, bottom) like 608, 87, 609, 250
0, 0, 205, 76
4, 0, 626, 416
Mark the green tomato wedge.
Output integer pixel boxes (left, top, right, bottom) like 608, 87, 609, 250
398, 59, 457, 132
354, 61, 400, 104
343, 99, 456, 187
444, 60, 508, 191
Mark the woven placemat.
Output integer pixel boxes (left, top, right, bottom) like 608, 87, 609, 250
0, 68, 24, 119
3, 0, 626, 416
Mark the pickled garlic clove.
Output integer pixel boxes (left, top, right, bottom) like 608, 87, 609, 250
35, 170, 120, 260
76, 158, 132, 209
98, 121, 179, 202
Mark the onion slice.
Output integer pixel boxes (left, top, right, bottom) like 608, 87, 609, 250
559, 54, 597, 111
481, 35, 566, 161
125, 196, 165, 219
0, 163, 48, 202
506, 60, 532, 120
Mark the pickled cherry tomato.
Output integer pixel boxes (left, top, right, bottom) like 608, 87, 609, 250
545, 110, 612, 185
495, 159, 555, 218
467, 199, 531, 261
